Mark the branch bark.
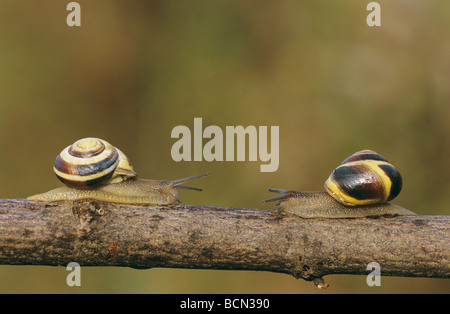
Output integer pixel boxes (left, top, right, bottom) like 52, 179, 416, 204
0, 199, 448, 285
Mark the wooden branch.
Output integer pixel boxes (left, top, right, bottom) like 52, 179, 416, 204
0, 199, 448, 287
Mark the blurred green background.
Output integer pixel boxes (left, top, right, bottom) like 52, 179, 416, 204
0, 0, 449, 293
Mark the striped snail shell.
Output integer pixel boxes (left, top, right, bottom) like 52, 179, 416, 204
53, 137, 136, 188
324, 150, 402, 206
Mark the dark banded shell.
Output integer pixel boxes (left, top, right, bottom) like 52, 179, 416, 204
53, 138, 135, 188
341, 149, 388, 164
324, 150, 402, 206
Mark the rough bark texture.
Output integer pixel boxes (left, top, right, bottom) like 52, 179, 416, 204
0, 199, 448, 283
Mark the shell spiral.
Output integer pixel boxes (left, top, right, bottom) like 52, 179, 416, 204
324, 150, 402, 206
53, 138, 136, 188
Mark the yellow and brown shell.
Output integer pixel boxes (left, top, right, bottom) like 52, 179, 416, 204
324, 150, 402, 206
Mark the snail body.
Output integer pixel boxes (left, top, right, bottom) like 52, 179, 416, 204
264, 150, 416, 218
264, 190, 415, 219
28, 138, 209, 205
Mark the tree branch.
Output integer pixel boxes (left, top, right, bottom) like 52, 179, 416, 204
0, 199, 448, 286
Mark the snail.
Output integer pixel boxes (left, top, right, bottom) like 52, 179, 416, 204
27, 138, 209, 205
264, 150, 416, 218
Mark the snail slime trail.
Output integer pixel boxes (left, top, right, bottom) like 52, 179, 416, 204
171, 118, 279, 172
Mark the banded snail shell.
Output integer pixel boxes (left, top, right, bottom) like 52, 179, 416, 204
324, 150, 402, 206
53, 137, 136, 188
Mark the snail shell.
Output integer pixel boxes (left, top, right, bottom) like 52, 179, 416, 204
324, 150, 403, 206
264, 190, 415, 219
28, 137, 209, 205
28, 173, 209, 205
54, 138, 136, 188
264, 150, 416, 218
